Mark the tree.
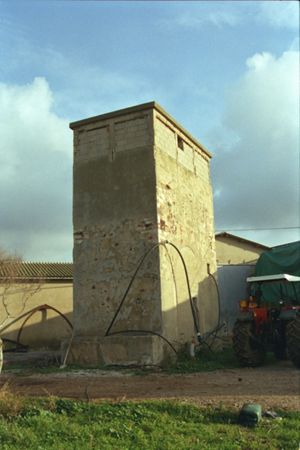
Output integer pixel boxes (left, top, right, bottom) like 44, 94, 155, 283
0, 249, 43, 337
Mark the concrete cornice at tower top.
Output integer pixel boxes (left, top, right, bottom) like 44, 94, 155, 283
69, 101, 212, 159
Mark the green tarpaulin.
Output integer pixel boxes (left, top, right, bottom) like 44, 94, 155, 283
253, 241, 300, 306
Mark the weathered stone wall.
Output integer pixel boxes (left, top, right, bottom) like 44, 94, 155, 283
154, 111, 218, 342
73, 108, 162, 339
70, 102, 218, 365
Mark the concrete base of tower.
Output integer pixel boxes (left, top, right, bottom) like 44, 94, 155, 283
61, 334, 176, 367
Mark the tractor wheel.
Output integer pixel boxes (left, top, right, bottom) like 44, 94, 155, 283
273, 328, 286, 360
286, 315, 300, 369
273, 344, 286, 360
232, 321, 265, 367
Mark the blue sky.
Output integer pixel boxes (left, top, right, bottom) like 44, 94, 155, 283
0, 1, 299, 261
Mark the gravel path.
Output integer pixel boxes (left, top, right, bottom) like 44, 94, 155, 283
1, 360, 299, 410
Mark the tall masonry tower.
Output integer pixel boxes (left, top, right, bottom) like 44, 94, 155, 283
69, 102, 218, 366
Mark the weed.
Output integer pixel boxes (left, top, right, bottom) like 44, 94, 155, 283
0, 383, 26, 420
166, 346, 239, 374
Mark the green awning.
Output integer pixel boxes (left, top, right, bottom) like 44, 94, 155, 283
253, 241, 300, 306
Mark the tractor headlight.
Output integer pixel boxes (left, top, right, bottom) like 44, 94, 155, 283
239, 300, 249, 309
248, 301, 258, 309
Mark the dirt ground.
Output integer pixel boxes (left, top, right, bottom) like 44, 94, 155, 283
1, 359, 299, 411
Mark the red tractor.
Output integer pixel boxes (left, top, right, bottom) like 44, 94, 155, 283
232, 242, 300, 368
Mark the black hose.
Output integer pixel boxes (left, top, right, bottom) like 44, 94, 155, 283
203, 272, 224, 346
2, 338, 28, 353
105, 241, 200, 337
105, 242, 179, 355
164, 241, 200, 336
107, 329, 177, 355
105, 240, 231, 358
105, 243, 161, 337
104, 240, 200, 356
208, 273, 221, 329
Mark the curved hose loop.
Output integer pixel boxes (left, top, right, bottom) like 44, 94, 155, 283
164, 241, 200, 337
162, 244, 179, 312
105, 243, 162, 337
16, 304, 73, 345
204, 273, 227, 349
104, 240, 229, 360
105, 241, 200, 337
105, 240, 201, 355
108, 330, 178, 355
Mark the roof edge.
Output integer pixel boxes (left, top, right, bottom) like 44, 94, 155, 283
0, 277, 73, 283
215, 232, 270, 250
69, 102, 156, 129
69, 101, 212, 158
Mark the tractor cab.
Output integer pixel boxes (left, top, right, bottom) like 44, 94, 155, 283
239, 273, 300, 319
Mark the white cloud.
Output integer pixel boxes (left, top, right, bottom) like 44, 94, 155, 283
158, 1, 300, 32
258, 1, 299, 29
157, 3, 242, 30
0, 78, 72, 261
170, 10, 240, 28
209, 47, 300, 246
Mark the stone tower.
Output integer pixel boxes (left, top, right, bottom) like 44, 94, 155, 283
69, 102, 218, 366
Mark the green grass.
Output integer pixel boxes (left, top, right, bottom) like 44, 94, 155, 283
166, 347, 281, 374
166, 347, 239, 373
0, 391, 298, 450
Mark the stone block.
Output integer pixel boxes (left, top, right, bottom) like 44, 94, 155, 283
63, 334, 173, 366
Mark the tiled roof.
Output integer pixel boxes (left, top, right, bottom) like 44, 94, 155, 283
0, 262, 73, 281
